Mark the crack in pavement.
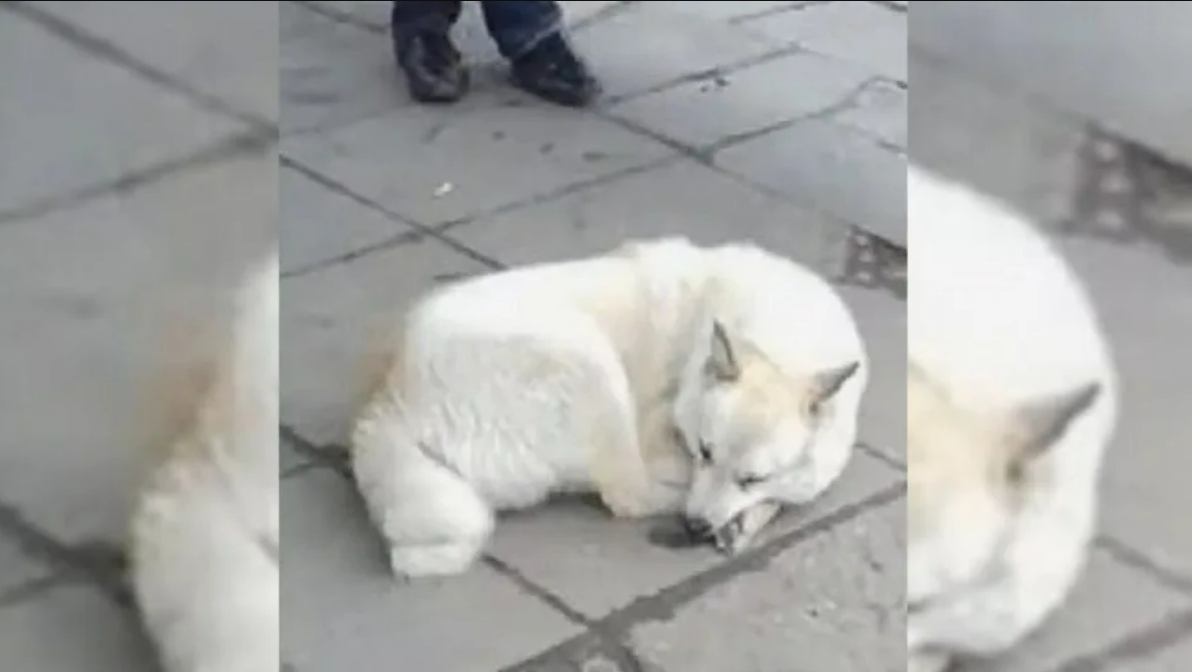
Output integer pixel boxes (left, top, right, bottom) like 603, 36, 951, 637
1045, 607, 1192, 672
3, 0, 275, 133
0, 498, 133, 610
1096, 534, 1192, 598
0, 128, 278, 226
499, 482, 906, 671
276, 152, 677, 280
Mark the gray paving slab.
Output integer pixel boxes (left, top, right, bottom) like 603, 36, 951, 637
0, 586, 158, 672
0, 147, 273, 542
280, 99, 675, 228
281, 0, 409, 135
571, 1, 786, 102
839, 285, 907, 465
627, 497, 905, 672
961, 550, 1191, 672
282, 468, 582, 672
740, 0, 908, 83
910, 0, 1192, 167
0, 535, 47, 597
716, 116, 907, 246
604, 49, 875, 150
0, 4, 245, 221
488, 452, 899, 620
281, 235, 493, 446
445, 158, 851, 278
30, 0, 279, 123
1108, 625, 1192, 671
281, 162, 419, 275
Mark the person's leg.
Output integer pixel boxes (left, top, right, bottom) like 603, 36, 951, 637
392, 1, 469, 103
480, 1, 600, 107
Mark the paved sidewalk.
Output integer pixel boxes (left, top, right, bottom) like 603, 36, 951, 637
0, 2, 276, 671
280, 2, 905, 672
911, 23, 1192, 672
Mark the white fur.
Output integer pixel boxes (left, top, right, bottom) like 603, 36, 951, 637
907, 166, 1118, 667
351, 237, 868, 578
130, 252, 279, 672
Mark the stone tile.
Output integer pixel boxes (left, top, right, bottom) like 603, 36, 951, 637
0, 7, 243, 219
448, 158, 849, 276
488, 452, 899, 620
0, 150, 274, 541
282, 469, 580, 672
627, 497, 904, 672
280, 238, 492, 446
1059, 238, 1192, 579
675, 2, 817, 23
280, 1, 406, 135
909, 1, 1192, 167
834, 79, 908, 150
605, 49, 873, 149
573, 2, 784, 101
0, 534, 48, 596
839, 286, 906, 464
960, 549, 1191, 672
742, 1, 907, 82
280, 163, 417, 275
302, 0, 393, 31
716, 118, 907, 246
0, 585, 158, 671
31, 1, 278, 122
282, 100, 674, 227
907, 52, 1085, 234
1115, 628, 1192, 671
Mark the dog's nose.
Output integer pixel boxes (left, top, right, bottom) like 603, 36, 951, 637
682, 516, 714, 541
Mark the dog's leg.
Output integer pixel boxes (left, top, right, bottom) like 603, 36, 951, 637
352, 412, 495, 580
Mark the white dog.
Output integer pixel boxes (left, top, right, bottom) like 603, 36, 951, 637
907, 166, 1118, 672
129, 252, 279, 672
351, 236, 868, 579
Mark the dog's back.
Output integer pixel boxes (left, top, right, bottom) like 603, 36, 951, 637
907, 165, 1118, 662
130, 251, 279, 672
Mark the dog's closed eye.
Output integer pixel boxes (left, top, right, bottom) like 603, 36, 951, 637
735, 473, 767, 489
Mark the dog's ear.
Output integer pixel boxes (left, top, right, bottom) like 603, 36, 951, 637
809, 361, 860, 405
1008, 382, 1101, 462
704, 320, 740, 383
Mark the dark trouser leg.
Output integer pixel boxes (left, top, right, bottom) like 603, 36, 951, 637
391, 1, 462, 42
479, 0, 563, 60
391, 1, 469, 103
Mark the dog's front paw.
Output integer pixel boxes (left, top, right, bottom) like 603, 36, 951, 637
388, 539, 484, 581
600, 487, 654, 518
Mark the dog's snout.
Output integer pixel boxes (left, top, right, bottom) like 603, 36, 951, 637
682, 516, 714, 541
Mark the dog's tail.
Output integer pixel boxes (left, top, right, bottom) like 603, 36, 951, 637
133, 251, 278, 470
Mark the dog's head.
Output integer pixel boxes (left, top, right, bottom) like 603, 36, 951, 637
676, 320, 860, 553
907, 360, 1100, 607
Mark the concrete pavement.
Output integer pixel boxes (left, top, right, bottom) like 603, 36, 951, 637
280, 2, 906, 671
0, 1, 277, 670
911, 8, 1192, 670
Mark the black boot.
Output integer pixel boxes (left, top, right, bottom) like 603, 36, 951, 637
396, 31, 470, 104
509, 33, 600, 107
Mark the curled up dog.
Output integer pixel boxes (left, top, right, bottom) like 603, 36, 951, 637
350, 236, 868, 580
907, 167, 1118, 672
129, 252, 279, 672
